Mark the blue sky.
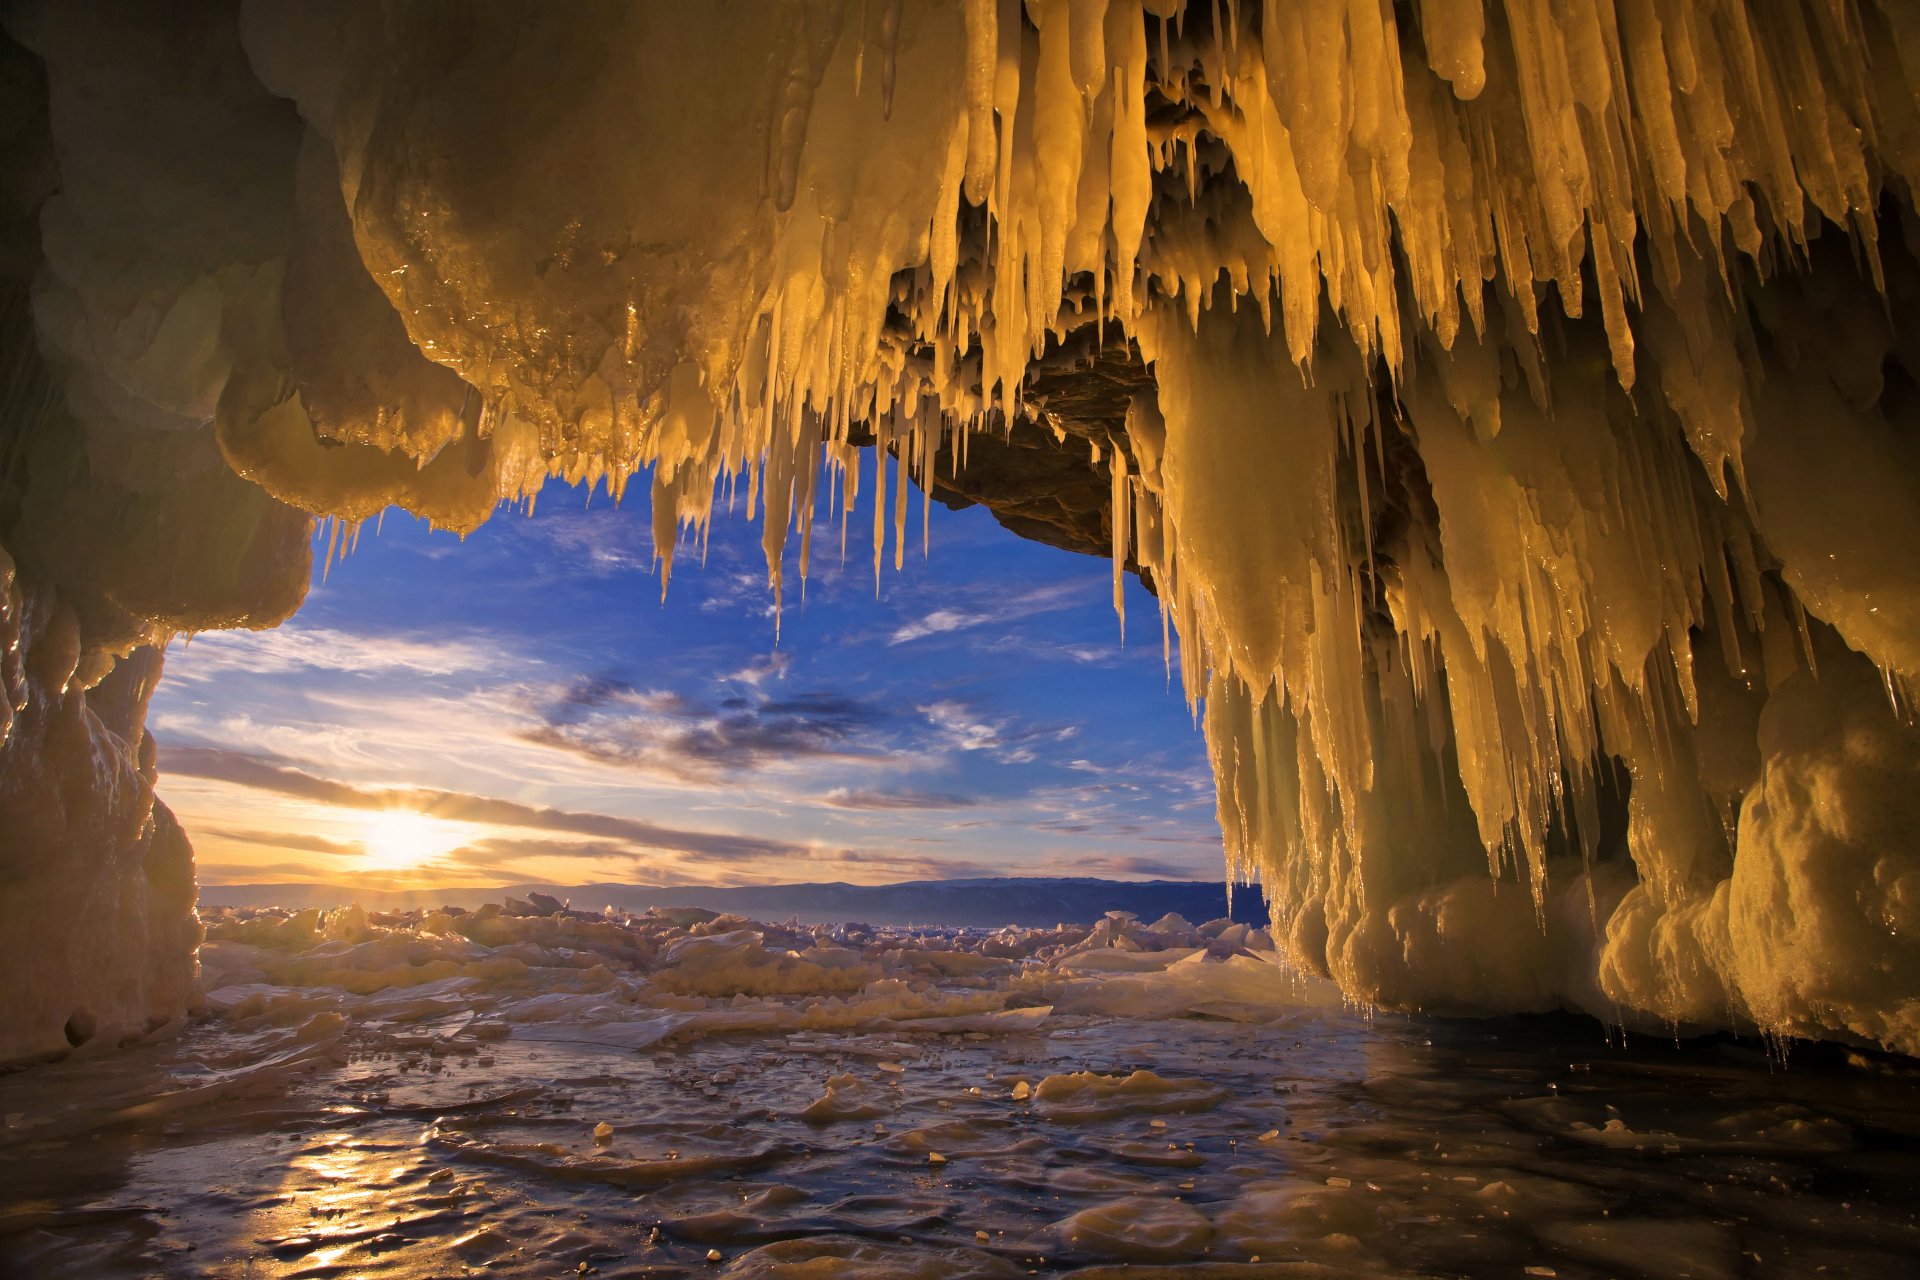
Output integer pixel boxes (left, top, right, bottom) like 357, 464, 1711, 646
150, 465, 1220, 890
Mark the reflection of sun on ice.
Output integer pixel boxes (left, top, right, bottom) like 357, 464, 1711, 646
359, 809, 457, 872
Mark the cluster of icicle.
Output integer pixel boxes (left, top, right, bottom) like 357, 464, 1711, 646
17, 0, 1920, 1049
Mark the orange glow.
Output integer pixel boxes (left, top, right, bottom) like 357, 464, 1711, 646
358, 809, 458, 872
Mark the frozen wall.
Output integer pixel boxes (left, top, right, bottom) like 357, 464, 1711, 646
0, 553, 201, 1061
0, 5, 309, 1060
2, 0, 1918, 1058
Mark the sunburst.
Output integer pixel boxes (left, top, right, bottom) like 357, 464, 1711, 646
358, 809, 457, 872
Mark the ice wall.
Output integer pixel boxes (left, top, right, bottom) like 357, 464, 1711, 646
3, 0, 1919, 1055
0, 6, 310, 1061
0, 548, 203, 1062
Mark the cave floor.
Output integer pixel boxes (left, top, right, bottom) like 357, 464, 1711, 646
2, 997, 1917, 1277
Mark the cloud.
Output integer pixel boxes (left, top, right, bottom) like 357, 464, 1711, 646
920, 700, 1073, 765
523, 681, 896, 781
828, 849, 1005, 880
921, 701, 1004, 753
1069, 854, 1214, 879
554, 674, 643, 711
442, 837, 644, 871
168, 625, 496, 680
161, 745, 807, 863
199, 860, 352, 882
727, 652, 792, 687
519, 508, 655, 575
889, 609, 990, 645
885, 581, 1093, 646
199, 827, 364, 858
695, 569, 778, 616
820, 787, 978, 811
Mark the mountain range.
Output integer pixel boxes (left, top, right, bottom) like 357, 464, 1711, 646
197, 876, 1269, 928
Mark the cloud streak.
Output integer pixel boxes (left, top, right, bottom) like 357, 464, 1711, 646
442, 837, 647, 873
199, 827, 365, 858
890, 609, 990, 644
518, 507, 656, 576
820, 787, 979, 811
168, 625, 497, 680
161, 745, 808, 863
920, 700, 1077, 766
1069, 854, 1213, 879
885, 582, 1093, 646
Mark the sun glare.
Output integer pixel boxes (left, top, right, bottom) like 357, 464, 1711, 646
359, 809, 456, 872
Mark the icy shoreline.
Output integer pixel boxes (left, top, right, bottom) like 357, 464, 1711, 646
3, 900, 1917, 1276
191, 898, 1317, 1047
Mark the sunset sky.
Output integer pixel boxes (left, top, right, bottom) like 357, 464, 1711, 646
151, 469, 1220, 892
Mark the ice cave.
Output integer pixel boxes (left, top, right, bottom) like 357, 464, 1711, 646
3, 1, 1920, 1269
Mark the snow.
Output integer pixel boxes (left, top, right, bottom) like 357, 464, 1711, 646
3, 0, 1920, 1056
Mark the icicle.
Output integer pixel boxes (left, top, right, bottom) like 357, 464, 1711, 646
111, 0, 1916, 1054
871, 418, 889, 593
1110, 438, 1129, 637
882, 0, 902, 119
961, 0, 1000, 202
893, 427, 910, 572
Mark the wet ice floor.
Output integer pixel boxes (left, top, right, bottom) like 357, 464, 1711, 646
3, 910, 1919, 1278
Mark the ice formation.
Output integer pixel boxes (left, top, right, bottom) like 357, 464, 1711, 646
8, 898, 1916, 1275
4, 0, 1920, 1058
176, 900, 1316, 1081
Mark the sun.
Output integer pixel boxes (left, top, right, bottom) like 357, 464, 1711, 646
358, 809, 456, 872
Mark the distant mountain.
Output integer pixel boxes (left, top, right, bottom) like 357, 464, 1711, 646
197, 876, 1269, 928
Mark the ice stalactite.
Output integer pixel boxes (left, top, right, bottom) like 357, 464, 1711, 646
3, 0, 1920, 1056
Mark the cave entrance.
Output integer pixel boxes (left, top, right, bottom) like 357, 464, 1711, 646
154, 470, 1220, 910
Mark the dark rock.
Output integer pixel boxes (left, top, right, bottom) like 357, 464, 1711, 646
854, 328, 1154, 585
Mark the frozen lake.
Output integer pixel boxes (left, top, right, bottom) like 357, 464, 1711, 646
2, 903, 1916, 1277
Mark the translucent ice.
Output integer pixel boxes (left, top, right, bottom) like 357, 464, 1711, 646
5, 0, 1920, 1056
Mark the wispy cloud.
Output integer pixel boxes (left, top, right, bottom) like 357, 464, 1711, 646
890, 608, 990, 644
520, 507, 655, 576
976, 633, 1129, 666
820, 787, 978, 811
442, 837, 645, 872
828, 849, 1005, 880
169, 625, 496, 680
885, 581, 1093, 646
199, 827, 364, 858
161, 745, 807, 863
1070, 854, 1213, 879
923, 701, 1009, 754
200, 861, 351, 881
728, 651, 792, 687
920, 700, 1078, 766
695, 569, 778, 616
